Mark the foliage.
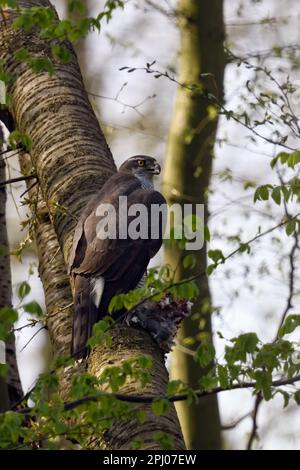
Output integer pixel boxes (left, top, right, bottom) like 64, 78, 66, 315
1, 0, 300, 452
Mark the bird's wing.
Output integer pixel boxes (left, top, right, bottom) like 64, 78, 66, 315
71, 186, 166, 280
70, 179, 166, 358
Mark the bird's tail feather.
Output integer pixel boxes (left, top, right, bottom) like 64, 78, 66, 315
71, 276, 99, 359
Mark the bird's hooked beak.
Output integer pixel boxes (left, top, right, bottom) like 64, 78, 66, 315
149, 161, 161, 175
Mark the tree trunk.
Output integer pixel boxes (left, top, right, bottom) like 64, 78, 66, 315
0, 0, 185, 449
0, 120, 23, 408
164, 0, 225, 450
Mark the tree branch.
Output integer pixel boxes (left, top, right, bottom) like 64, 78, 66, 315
247, 394, 262, 450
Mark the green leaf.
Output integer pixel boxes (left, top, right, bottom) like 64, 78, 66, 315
281, 186, 291, 203
270, 156, 278, 169
0, 307, 18, 325
195, 343, 215, 367
131, 438, 144, 450
87, 318, 113, 347
0, 0, 17, 7
166, 380, 184, 396
287, 151, 300, 169
206, 264, 216, 276
9, 130, 32, 150
51, 44, 72, 64
278, 152, 290, 164
151, 399, 170, 416
169, 280, 199, 300
186, 388, 198, 405
218, 365, 230, 388
17, 281, 31, 300
136, 410, 146, 424
225, 332, 259, 364
200, 372, 218, 390
68, 0, 86, 15
30, 57, 54, 76
152, 431, 174, 450
254, 370, 272, 400
286, 219, 296, 236
208, 249, 225, 264
204, 225, 210, 242
254, 185, 271, 202
22, 301, 43, 316
137, 355, 152, 369
14, 48, 30, 61
236, 332, 259, 353
239, 243, 250, 253
277, 390, 290, 408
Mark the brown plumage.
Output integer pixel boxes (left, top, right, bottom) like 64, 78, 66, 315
68, 156, 166, 358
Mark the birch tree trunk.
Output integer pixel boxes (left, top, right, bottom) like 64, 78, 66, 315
164, 0, 225, 450
0, 119, 23, 408
0, 0, 185, 449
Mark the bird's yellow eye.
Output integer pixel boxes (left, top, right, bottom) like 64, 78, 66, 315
137, 159, 145, 167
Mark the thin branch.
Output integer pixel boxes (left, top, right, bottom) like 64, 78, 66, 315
221, 410, 252, 430
15, 373, 300, 416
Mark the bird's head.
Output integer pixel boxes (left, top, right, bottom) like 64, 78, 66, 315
119, 155, 161, 180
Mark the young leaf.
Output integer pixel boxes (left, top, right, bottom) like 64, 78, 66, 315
23, 301, 43, 316
271, 186, 281, 205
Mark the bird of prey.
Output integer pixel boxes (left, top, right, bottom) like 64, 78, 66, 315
68, 155, 166, 358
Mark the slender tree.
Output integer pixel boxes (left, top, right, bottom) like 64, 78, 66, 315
164, 0, 225, 449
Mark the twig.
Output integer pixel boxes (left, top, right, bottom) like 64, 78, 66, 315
20, 179, 38, 198
88, 85, 156, 118
19, 326, 47, 352
13, 320, 39, 332
143, 0, 176, 18
221, 410, 252, 430
120, 62, 299, 151
247, 394, 263, 450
